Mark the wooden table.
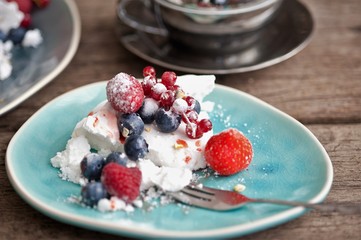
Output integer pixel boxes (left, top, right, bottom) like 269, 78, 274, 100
1, 0, 360, 239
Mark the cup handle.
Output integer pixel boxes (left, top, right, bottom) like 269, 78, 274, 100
117, 0, 168, 37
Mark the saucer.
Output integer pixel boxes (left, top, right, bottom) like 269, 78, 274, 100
116, 0, 313, 75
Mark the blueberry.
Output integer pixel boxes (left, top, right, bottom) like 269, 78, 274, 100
80, 153, 105, 181
154, 108, 181, 133
124, 135, 149, 161
193, 99, 201, 114
81, 182, 108, 207
118, 113, 144, 137
105, 152, 128, 166
0, 31, 6, 42
7, 27, 27, 45
137, 98, 159, 124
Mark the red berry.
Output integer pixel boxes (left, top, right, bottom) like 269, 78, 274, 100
185, 123, 203, 139
141, 76, 156, 96
182, 110, 198, 123
161, 71, 177, 88
7, 0, 32, 13
143, 66, 156, 77
159, 90, 175, 108
167, 84, 181, 92
106, 72, 144, 113
20, 13, 32, 28
183, 96, 196, 109
198, 119, 212, 133
101, 163, 142, 203
204, 128, 253, 176
150, 83, 167, 101
33, 0, 50, 8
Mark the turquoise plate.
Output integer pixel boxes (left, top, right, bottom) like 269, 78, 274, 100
0, 0, 81, 116
6, 82, 333, 239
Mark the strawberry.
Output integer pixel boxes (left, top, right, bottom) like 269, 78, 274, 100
101, 163, 142, 203
204, 128, 253, 176
106, 72, 144, 113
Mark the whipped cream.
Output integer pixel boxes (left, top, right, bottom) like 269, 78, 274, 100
0, 0, 24, 34
0, 0, 44, 80
51, 74, 215, 196
72, 101, 123, 154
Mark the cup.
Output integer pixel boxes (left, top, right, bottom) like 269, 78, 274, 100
118, 0, 283, 53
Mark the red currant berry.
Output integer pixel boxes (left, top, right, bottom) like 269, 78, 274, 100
143, 66, 156, 77
20, 13, 32, 28
159, 90, 175, 108
11, 0, 33, 13
183, 96, 196, 109
186, 123, 203, 139
151, 83, 167, 101
142, 76, 156, 96
198, 119, 213, 133
182, 110, 198, 123
161, 71, 177, 88
33, 0, 50, 8
172, 98, 188, 114
167, 84, 181, 92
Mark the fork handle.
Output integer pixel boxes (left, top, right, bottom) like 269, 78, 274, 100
252, 199, 361, 214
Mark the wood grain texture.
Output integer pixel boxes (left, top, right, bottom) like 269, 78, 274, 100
0, 0, 360, 239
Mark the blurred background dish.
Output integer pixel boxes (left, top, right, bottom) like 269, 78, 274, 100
118, 0, 283, 53
0, 0, 81, 116
116, 0, 313, 74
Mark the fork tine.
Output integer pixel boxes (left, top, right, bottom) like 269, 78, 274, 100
181, 185, 214, 201
167, 191, 217, 209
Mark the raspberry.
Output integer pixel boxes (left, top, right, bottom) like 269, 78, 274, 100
204, 128, 253, 176
101, 163, 142, 203
106, 73, 144, 113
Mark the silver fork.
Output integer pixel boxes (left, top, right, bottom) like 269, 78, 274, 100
167, 184, 361, 214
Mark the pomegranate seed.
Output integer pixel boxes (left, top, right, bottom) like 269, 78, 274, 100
198, 119, 213, 133
185, 123, 203, 139
142, 76, 157, 96
159, 90, 175, 108
143, 66, 156, 77
161, 71, 177, 88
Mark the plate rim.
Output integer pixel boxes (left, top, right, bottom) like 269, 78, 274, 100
0, 0, 82, 116
6, 82, 333, 239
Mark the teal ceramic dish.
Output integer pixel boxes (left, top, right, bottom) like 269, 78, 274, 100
6, 82, 333, 239
0, 0, 81, 116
